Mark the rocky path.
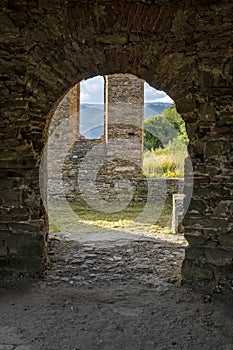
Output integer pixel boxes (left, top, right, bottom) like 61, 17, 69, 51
46, 232, 186, 288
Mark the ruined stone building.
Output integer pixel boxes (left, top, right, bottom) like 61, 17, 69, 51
48, 74, 145, 204
47, 73, 183, 223
0, 0, 232, 286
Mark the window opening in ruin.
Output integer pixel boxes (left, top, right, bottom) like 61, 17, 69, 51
80, 75, 104, 139
143, 82, 189, 180
143, 82, 189, 234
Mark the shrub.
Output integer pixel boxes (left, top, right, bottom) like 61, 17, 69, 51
161, 161, 176, 173
143, 148, 186, 178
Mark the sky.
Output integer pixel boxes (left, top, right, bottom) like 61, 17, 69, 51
80, 76, 174, 104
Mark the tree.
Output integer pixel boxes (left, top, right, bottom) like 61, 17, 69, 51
144, 105, 188, 150
144, 115, 178, 150
177, 122, 189, 145
162, 105, 183, 132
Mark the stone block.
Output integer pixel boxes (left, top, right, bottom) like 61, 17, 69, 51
172, 194, 185, 234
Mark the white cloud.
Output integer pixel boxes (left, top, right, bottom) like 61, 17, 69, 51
80, 76, 104, 104
80, 76, 173, 104
144, 82, 174, 103
152, 95, 174, 103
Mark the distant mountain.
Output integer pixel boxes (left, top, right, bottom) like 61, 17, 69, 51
80, 104, 104, 137
84, 125, 104, 139
80, 102, 172, 139
80, 104, 104, 111
144, 102, 172, 119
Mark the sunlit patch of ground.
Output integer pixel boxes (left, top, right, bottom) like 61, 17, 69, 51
48, 201, 175, 238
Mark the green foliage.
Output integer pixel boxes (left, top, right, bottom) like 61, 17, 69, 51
161, 161, 176, 173
144, 104, 188, 151
143, 104, 189, 178
160, 161, 178, 178
144, 114, 178, 150
169, 138, 187, 152
162, 105, 183, 132
177, 123, 189, 145
143, 145, 188, 178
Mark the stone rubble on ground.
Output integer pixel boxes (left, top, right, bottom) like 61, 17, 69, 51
46, 233, 187, 289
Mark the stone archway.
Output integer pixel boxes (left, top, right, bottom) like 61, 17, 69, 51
0, 0, 232, 284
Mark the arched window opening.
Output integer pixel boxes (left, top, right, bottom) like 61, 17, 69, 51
47, 74, 189, 237
80, 76, 104, 139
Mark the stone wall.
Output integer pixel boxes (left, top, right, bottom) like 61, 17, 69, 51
0, 0, 232, 285
105, 74, 144, 178
48, 73, 145, 206
63, 138, 184, 204
47, 89, 74, 203
47, 72, 181, 212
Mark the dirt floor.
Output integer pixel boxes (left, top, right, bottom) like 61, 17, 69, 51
0, 231, 233, 350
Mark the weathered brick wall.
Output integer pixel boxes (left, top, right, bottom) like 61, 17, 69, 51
63, 138, 104, 203
50, 72, 180, 211
63, 138, 184, 204
106, 74, 144, 178
0, 0, 232, 285
47, 90, 72, 203
48, 73, 145, 208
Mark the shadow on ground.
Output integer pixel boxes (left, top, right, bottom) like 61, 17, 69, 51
0, 232, 233, 350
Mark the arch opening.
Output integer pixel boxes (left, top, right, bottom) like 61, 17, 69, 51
43, 73, 191, 287
1, 0, 232, 287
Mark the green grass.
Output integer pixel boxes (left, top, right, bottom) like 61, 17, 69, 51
48, 200, 173, 235
48, 139, 186, 235
143, 142, 188, 178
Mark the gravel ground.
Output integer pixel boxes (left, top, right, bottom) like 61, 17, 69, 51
0, 232, 233, 350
